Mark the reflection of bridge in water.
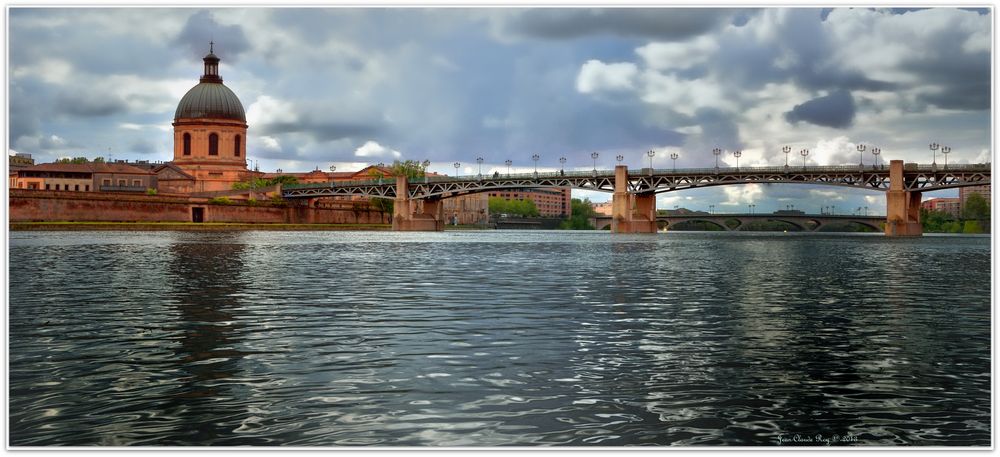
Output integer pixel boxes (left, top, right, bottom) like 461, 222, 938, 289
592, 213, 886, 232
281, 160, 990, 236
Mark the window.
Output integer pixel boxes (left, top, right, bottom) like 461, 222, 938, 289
85, 185, 90, 191
183, 133, 191, 156
133, 180, 141, 187
102, 179, 111, 186
75, 184, 80, 191
234, 135, 241, 157
55, 184, 60, 190
208, 133, 218, 155
46, 184, 50, 190
118, 179, 126, 186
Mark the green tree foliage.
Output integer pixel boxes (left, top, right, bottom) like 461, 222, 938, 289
920, 208, 957, 232
963, 220, 984, 234
489, 197, 540, 217
92, 157, 105, 163
559, 198, 596, 230
232, 175, 299, 190
56, 157, 90, 164
963, 193, 989, 221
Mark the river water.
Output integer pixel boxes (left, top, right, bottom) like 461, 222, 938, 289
7, 230, 991, 447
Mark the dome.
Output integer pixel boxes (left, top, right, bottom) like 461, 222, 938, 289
174, 82, 246, 122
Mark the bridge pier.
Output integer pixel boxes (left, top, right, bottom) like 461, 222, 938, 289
392, 175, 445, 231
611, 165, 657, 233
885, 160, 922, 237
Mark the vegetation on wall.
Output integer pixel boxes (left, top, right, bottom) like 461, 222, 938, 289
232, 175, 299, 190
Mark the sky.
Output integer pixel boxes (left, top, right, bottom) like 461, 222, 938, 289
7, 7, 993, 214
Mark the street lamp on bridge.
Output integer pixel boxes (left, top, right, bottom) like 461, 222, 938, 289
712, 148, 722, 171
748, 204, 756, 214
733, 150, 742, 171
505, 159, 512, 177
857, 143, 866, 167
709, 204, 715, 214
800, 149, 809, 169
871, 147, 881, 169
476, 156, 484, 178
616, 154, 624, 164
454, 162, 460, 176
782, 145, 791, 169
941, 146, 951, 169
929, 142, 939, 167
591, 152, 599, 175
559, 157, 566, 174
647, 150, 656, 170
532, 154, 540, 178
670, 152, 679, 172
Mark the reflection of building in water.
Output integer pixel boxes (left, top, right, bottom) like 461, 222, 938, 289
161, 237, 251, 442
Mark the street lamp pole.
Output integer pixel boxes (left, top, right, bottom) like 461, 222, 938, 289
532, 154, 540, 177
454, 162, 460, 177
782, 145, 791, 169
871, 147, 881, 169
647, 150, 655, 170
476, 156, 484, 178
505, 159, 512, 177
733, 150, 742, 171
929, 142, 939, 167
559, 157, 566, 174
670, 152, 679, 172
591, 152, 599, 175
857, 143, 866, 167
713, 148, 722, 171
800, 149, 809, 169
941, 146, 951, 169
616, 154, 623, 165
709, 204, 714, 215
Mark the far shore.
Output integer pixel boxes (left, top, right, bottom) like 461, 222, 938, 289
10, 222, 393, 231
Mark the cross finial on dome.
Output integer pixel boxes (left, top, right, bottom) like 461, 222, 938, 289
210, 41, 214, 53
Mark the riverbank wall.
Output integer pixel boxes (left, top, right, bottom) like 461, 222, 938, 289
8, 189, 391, 225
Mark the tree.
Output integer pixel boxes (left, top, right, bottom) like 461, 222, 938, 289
489, 197, 539, 217
920, 208, 956, 233
559, 198, 597, 230
370, 197, 394, 215
963, 193, 989, 221
92, 156, 105, 163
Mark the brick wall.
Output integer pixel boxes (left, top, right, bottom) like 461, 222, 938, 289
9, 189, 390, 224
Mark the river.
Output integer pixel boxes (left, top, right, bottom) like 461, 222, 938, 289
7, 230, 991, 446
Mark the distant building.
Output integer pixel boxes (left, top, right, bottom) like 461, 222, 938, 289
959, 185, 990, 214
442, 187, 572, 224
592, 201, 613, 216
11, 162, 155, 192
9, 152, 34, 169
921, 197, 961, 217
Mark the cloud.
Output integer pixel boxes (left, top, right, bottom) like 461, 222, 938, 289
636, 36, 718, 71
174, 10, 250, 62
495, 8, 748, 40
784, 90, 856, 129
55, 91, 128, 117
576, 60, 637, 93
353, 140, 401, 159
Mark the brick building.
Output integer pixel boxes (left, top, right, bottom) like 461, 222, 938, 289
921, 197, 961, 217
11, 162, 155, 192
959, 185, 990, 213
441, 187, 572, 225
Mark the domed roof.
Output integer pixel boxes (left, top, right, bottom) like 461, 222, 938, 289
174, 82, 246, 122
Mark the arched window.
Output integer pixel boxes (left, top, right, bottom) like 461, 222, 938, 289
208, 133, 218, 156
183, 133, 191, 156
234, 135, 241, 157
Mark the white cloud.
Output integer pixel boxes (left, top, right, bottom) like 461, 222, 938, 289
575, 60, 638, 93
721, 183, 764, 207
246, 95, 300, 128
636, 36, 718, 71
354, 140, 402, 159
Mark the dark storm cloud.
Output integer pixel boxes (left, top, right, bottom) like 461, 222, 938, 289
784, 90, 856, 129
55, 91, 128, 117
129, 139, 157, 155
902, 48, 990, 111
175, 10, 250, 62
502, 8, 749, 40
258, 119, 380, 143
9, 84, 42, 144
